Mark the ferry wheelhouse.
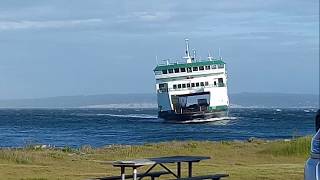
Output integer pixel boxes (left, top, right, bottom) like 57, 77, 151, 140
153, 39, 229, 122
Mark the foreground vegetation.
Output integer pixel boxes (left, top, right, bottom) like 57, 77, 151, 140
0, 137, 311, 180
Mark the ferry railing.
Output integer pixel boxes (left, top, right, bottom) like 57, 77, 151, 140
167, 83, 225, 92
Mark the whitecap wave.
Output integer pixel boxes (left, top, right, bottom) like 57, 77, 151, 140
80, 103, 157, 109
179, 116, 237, 124
96, 113, 158, 119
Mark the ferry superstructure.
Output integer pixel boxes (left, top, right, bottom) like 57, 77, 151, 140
153, 39, 229, 122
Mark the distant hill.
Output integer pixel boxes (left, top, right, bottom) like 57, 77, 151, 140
229, 93, 319, 108
0, 93, 318, 108
0, 94, 156, 108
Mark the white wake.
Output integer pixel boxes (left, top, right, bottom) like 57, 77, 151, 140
96, 113, 157, 119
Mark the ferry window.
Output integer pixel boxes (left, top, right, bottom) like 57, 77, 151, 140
205, 65, 211, 70
159, 83, 168, 92
173, 85, 177, 89
218, 64, 224, 69
168, 69, 174, 73
178, 84, 182, 88
199, 66, 204, 71
191, 83, 195, 87
180, 68, 186, 72
187, 67, 192, 73
205, 82, 209, 86
174, 68, 180, 73
196, 82, 200, 87
182, 84, 186, 88
218, 78, 224, 86
187, 83, 190, 88
200, 82, 204, 86
212, 65, 217, 69
193, 67, 198, 71
162, 70, 167, 74
214, 81, 217, 86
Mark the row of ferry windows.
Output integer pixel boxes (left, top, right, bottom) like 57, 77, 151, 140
173, 81, 212, 89
161, 64, 224, 74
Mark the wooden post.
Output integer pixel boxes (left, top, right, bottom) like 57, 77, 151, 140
121, 166, 125, 180
188, 162, 192, 177
177, 162, 181, 178
133, 167, 137, 180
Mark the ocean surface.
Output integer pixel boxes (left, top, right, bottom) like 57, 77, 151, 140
0, 108, 318, 148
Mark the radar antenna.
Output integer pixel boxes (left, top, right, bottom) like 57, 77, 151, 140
218, 48, 222, 60
192, 49, 196, 61
208, 52, 213, 61
184, 38, 192, 63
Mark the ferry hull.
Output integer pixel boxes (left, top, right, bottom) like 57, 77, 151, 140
158, 110, 228, 122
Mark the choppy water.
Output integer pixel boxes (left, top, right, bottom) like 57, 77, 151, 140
0, 108, 317, 147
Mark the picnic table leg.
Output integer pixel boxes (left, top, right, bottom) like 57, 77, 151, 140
177, 162, 181, 178
188, 162, 192, 177
121, 166, 125, 180
133, 167, 137, 180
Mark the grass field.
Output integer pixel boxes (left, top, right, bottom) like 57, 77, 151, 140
0, 137, 311, 180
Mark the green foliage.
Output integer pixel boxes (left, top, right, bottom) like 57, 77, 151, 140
61, 146, 75, 153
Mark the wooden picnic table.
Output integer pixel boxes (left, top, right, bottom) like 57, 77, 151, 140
112, 155, 210, 180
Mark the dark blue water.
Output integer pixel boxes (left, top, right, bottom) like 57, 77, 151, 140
0, 108, 317, 148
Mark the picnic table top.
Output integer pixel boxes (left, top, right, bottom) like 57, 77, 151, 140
112, 156, 210, 167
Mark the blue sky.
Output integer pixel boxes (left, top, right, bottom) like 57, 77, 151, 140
0, 0, 318, 99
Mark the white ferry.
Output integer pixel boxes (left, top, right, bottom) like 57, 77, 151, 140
153, 39, 229, 122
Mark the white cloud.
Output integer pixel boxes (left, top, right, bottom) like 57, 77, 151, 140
134, 12, 172, 22
0, 18, 103, 31
117, 11, 173, 23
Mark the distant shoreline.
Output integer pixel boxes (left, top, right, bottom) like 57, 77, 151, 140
0, 93, 318, 109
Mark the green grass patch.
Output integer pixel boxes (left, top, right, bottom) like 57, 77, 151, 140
0, 139, 310, 180
259, 137, 311, 157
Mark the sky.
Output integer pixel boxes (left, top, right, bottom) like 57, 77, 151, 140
0, 0, 319, 99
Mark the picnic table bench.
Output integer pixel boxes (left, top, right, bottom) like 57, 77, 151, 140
95, 171, 170, 180
95, 156, 229, 180
173, 174, 229, 180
